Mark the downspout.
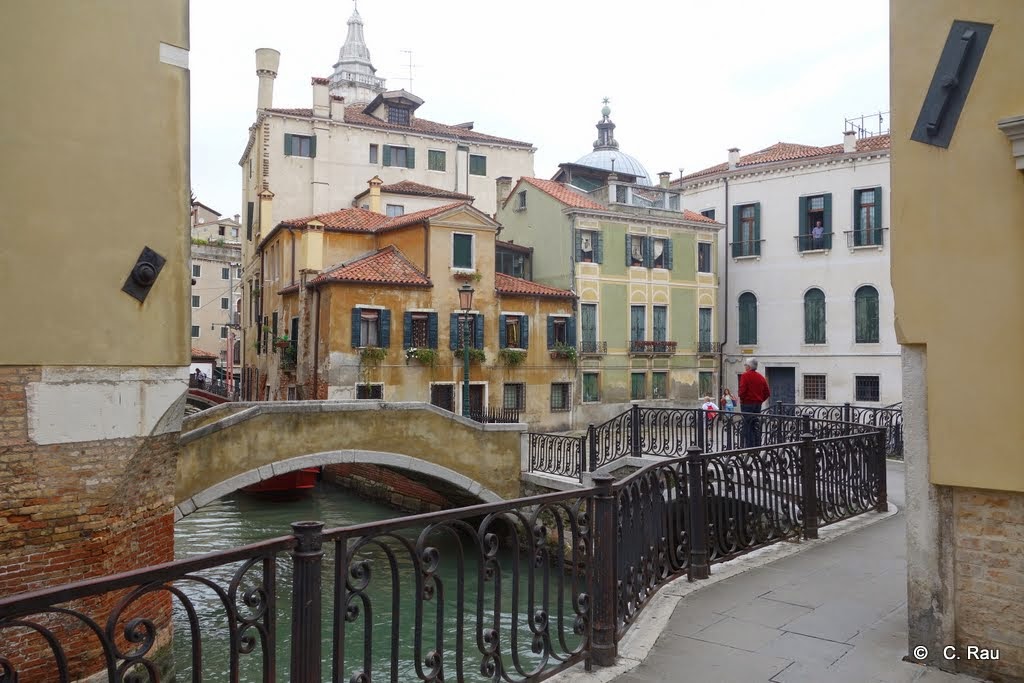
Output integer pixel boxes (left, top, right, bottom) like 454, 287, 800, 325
720, 177, 729, 393
312, 285, 321, 400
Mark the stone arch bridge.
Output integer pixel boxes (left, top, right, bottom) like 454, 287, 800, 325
176, 401, 526, 519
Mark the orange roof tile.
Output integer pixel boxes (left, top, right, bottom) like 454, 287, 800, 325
280, 207, 389, 232
376, 202, 468, 231
680, 135, 891, 182
191, 347, 218, 360
495, 273, 575, 299
518, 177, 607, 211
374, 180, 473, 201
682, 209, 720, 224
311, 76, 329, 86
311, 246, 431, 287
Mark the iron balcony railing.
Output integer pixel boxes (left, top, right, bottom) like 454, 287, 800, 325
2, 405, 888, 682
794, 232, 835, 252
579, 340, 607, 355
765, 400, 903, 459
467, 405, 520, 424
730, 239, 764, 258
188, 376, 239, 401
629, 340, 677, 355
844, 228, 887, 248
697, 340, 721, 354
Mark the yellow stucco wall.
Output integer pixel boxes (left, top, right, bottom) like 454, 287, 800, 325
891, 0, 1024, 491
0, 2, 190, 366
379, 226, 428, 272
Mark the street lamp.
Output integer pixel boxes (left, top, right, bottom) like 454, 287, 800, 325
458, 284, 474, 417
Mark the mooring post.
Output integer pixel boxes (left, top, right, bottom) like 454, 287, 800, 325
290, 521, 324, 683
800, 433, 819, 540
685, 446, 710, 580
590, 474, 618, 667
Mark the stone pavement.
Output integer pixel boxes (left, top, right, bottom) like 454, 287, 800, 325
610, 462, 984, 683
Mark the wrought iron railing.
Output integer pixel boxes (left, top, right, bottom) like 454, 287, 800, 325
697, 340, 721, 354
628, 340, 676, 354
730, 239, 763, 258
188, 376, 239, 401
844, 228, 887, 248
765, 401, 903, 459
579, 340, 607, 355
794, 232, 834, 251
467, 406, 520, 424
528, 432, 585, 480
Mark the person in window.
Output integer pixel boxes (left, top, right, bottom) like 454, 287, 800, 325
631, 238, 643, 266
811, 220, 824, 249
739, 358, 771, 447
580, 234, 593, 262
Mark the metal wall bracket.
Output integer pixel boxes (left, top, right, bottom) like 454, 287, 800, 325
122, 246, 166, 303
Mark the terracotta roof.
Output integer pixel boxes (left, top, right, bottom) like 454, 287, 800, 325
495, 239, 533, 254
311, 246, 431, 287
495, 273, 574, 299
278, 284, 300, 295
366, 180, 473, 201
264, 107, 314, 116
280, 207, 389, 232
191, 347, 218, 361
311, 76, 329, 85
517, 177, 607, 211
680, 134, 891, 182
681, 209, 720, 225
376, 202, 468, 232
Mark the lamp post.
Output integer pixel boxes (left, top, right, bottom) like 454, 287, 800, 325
458, 284, 474, 417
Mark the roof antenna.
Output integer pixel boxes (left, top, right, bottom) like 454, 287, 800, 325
400, 49, 417, 92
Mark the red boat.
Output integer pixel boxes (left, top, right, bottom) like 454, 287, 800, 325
241, 467, 320, 499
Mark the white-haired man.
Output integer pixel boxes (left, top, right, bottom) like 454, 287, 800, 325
739, 358, 771, 447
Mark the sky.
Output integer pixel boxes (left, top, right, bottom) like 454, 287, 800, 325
190, 0, 889, 217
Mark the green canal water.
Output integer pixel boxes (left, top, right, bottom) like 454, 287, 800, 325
173, 482, 585, 681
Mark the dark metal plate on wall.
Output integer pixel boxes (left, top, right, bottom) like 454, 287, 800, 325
122, 246, 166, 303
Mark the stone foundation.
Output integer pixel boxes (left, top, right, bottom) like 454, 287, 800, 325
323, 462, 449, 513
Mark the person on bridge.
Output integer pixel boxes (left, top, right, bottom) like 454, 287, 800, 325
739, 358, 771, 447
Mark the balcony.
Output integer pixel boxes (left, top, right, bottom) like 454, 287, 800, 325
845, 228, 887, 248
580, 340, 608, 355
794, 232, 834, 252
730, 240, 763, 258
697, 341, 721, 356
629, 340, 677, 355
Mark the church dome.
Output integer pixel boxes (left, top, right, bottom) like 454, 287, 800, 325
574, 99, 651, 185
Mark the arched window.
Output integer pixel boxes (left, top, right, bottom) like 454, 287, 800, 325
804, 288, 826, 344
855, 285, 879, 343
738, 292, 757, 345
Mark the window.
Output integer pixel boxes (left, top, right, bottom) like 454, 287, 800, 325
854, 188, 883, 246
450, 313, 483, 349
284, 134, 315, 158
699, 371, 714, 399
221, 297, 229, 310
248, 158, 252, 179
652, 372, 668, 399
452, 233, 473, 269
699, 308, 712, 350
804, 288, 826, 344
738, 292, 757, 345
388, 106, 410, 126
496, 250, 526, 278
516, 191, 527, 210
192, 264, 201, 278
501, 315, 527, 349
218, 225, 226, 237
385, 204, 405, 217
220, 326, 228, 340
369, 144, 378, 164
803, 374, 827, 401
697, 243, 712, 273
405, 312, 436, 349
383, 145, 415, 169
855, 285, 880, 343
246, 202, 254, 241
701, 208, 716, 221
652, 238, 669, 268
469, 154, 487, 176
503, 383, 526, 410
631, 373, 646, 400
653, 306, 667, 342
630, 306, 645, 345
581, 304, 597, 349
547, 316, 573, 348
231, 228, 239, 239
237, 267, 243, 279
799, 194, 832, 251
855, 376, 880, 402
550, 383, 571, 411
732, 203, 761, 257
628, 235, 645, 266
351, 307, 391, 348
191, 295, 200, 308
577, 230, 602, 263
428, 150, 446, 171
191, 325, 200, 338
430, 384, 455, 412
583, 373, 600, 402
356, 383, 384, 399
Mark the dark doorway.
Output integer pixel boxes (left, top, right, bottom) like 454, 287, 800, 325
430, 384, 455, 412
469, 385, 485, 415
766, 367, 796, 409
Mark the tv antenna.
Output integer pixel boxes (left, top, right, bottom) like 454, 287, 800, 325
399, 49, 418, 91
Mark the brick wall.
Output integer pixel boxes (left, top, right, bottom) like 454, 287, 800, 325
953, 487, 1024, 681
323, 463, 448, 512
0, 366, 178, 680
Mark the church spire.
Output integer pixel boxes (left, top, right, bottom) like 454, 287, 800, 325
594, 97, 619, 151
329, 1, 386, 103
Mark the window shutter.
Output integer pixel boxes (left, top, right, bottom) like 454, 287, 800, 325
664, 239, 673, 270
567, 317, 577, 346
872, 187, 883, 242
382, 145, 392, 167
753, 203, 761, 255
799, 197, 809, 236
625, 234, 631, 267
474, 315, 484, 349
351, 308, 361, 348
449, 313, 459, 349
732, 205, 742, 257
547, 316, 555, 350
284, 133, 293, 156
575, 230, 582, 261
521, 315, 530, 349
643, 236, 653, 269
823, 193, 833, 233
499, 314, 507, 348
380, 309, 391, 348
428, 313, 438, 349
594, 231, 604, 264
403, 312, 413, 348
309, 135, 317, 158
406, 147, 415, 169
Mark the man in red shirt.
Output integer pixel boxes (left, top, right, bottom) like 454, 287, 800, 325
739, 358, 771, 447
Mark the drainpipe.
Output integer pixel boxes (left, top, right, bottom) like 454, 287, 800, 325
312, 285, 321, 400
720, 177, 729, 394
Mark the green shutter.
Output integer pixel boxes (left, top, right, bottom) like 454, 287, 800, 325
594, 231, 604, 264
380, 309, 391, 348
799, 197, 809, 238
547, 316, 555, 350
804, 290, 825, 344
664, 239, 673, 270
753, 203, 761, 255
732, 205, 742, 257
566, 317, 576, 346
406, 147, 415, 169
521, 316, 530, 349
453, 234, 472, 268
499, 314, 507, 348
450, 313, 460, 349
428, 313, 438, 349
873, 187, 883, 245
474, 315, 484, 349
403, 312, 413, 348
575, 230, 582, 261
823, 193, 833, 234
351, 308, 361, 348
382, 145, 392, 167
309, 135, 317, 158
643, 236, 653, 268
625, 234, 632, 267
284, 133, 293, 156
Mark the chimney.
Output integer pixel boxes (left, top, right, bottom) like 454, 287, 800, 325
303, 220, 325, 272
312, 77, 329, 118
843, 130, 857, 153
255, 48, 281, 113
728, 148, 740, 170
330, 95, 346, 120
495, 176, 513, 205
257, 189, 275, 242
233, 213, 240, 223
657, 171, 671, 189
607, 172, 620, 203
367, 175, 384, 214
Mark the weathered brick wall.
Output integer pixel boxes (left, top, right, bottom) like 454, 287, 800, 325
323, 463, 448, 512
0, 366, 178, 680
953, 487, 1024, 681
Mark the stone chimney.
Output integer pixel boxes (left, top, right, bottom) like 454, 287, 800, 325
368, 175, 384, 214
330, 95, 346, 120
255, 48, 281, 113
657, 171, 671, 189
495, 176, 513, 205
312, 77, 329, 118
844, 130, 857, 153
607, 172, 620, 203
728, 148, 740, 170
257, 189, 274, 242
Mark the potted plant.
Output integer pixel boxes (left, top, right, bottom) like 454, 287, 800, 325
405, 347, 439, 368
550, 342, 578, 364
280, 343, 297, 370
498, 348, 527, 368
452, 270, 482, 282
360, 346, 387, 366
274, 334, 291, 349
453, 347, 486, 364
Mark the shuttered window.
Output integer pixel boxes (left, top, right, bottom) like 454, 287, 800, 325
453, 234, 473, 269
855, 286, 879, 343
351, 308, 391, 348
732, 203, 761, 257
804, 288, 826, 344
382, 145, 415, 169
630, 306, 645, 343
403, 312, 437, 349
577, 230, 603, 263
631, 373, 646, 400
738, 293, 757, 345
283, 134, 315, 158
449, 313, 483, 349
854, 188, 884, 246
428, 150, 446, 171
469, 154, 487, 176
499, 315, 530, 349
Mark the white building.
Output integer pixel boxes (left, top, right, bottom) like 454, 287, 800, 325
190, 199, 241, 374
676, 130, 899, 406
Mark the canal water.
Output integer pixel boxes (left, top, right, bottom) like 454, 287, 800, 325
173, 481, 584, 681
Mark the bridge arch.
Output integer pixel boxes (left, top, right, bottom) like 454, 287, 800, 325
174, 449, 504, 520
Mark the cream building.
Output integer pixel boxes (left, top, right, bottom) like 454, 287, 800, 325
190, 199, 242, 371
677, 132, 899, 406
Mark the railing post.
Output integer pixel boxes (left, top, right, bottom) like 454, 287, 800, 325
579, 434, 587, 483
775, 399, 783, 415
875, 427, 888, 513
630, 403, 641, 458
685, 446, 710, 580
843, 402, 852, 434
588, 423, 597, 472
799, 433, 819, 540
290, 521, 324, 683
590, 474, 618, 667
696, 409, 706, 451
801, 414, 812, 437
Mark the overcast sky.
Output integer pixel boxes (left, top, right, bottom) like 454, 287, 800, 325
190, 0, 889, 217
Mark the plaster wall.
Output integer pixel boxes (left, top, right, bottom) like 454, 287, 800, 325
495, 186, 575, 290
